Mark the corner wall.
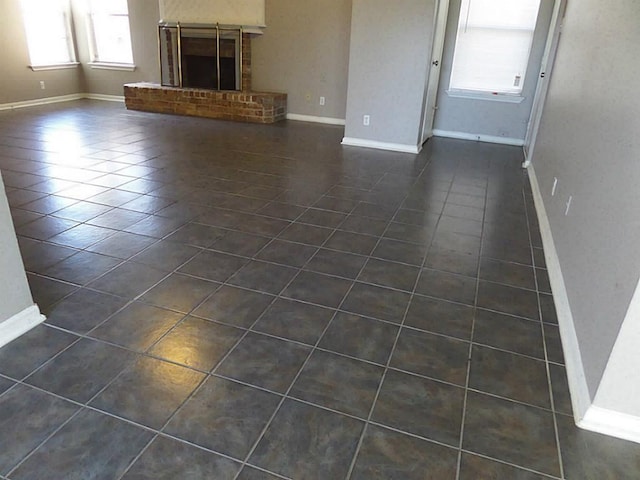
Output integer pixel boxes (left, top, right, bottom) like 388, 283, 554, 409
530, 0, 640, 439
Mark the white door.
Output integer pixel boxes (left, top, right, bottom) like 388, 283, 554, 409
420, 0, 451, 144
523, 0, 567, 165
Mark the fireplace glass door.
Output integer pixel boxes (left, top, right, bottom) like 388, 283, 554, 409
159, 23, 241, 91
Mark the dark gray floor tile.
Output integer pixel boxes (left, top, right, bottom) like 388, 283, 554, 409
298, 208, 346, 228
211, 231, 271, 256
557, 413, 640, 480
255, 239, 317, 267
91, 356, 204, 429
26, 338, 136, 403
258, 201, 307, 221
383, 221, 435, 245
394, 208, 441, 227
179, 251, 249, 282
122, 435, 241, 480
313, 196, 359, 214
319, 312, 398, 364
536, 267, 552, 294
339, 214, 388, 236
540, 293, 558, 324
26, 274, 78, 313
21, 195, 77, 215
477, 280, 539, 320
463, 392, 561, 476
193, 285, 274, 328
0, 377, 14, 395
304, 248, 367, 279
48, 223, 115, 249
425, 250, 479, 277
324, 230, 379, 255
132, 241, 200, 272
282, 271, 352, 308
0, 325, 77, 380
405, 295, 474, 340
277, 223, 333, 246
149, 316, 244, 371
459, 453, 550, 480
15, 215, 78, 241
372, 370, 464, 446
431, 230, 482, 257
473, 308, 545, 359
53, 201, 113, 222
217, 332, 310, 393
164, 222, 227, 247
0, 384, 78, 475
480, 257, 537, 290
165, 376, 280, 459
544, 324, 565, 365
233, 214, 291, 237
351, 424, 458, 480
391, 328, 469, 385
469, 345, 551, 408
140, 273, 219, 313
89, 262, 167, 299
124, 215, 187, 239
415, 269, 477, 305
19, 240, 77, 273
550, 364, 573, 416
249, 399, 364, 480
11, 408, 153, 480
437, 216, 483, 237
228, 260, 298, 295
43, 250, 121, 285
342, 282, 410, 323
45, 288, 128, 334
253, 298, 334, 345
86, 231, 156, 259
372, 238, 427, 266
291, 350, 384, 417
87, 208, 149, 230
236, 466, 281, 479
358, 258, 420, 292
90, 302, 183, 352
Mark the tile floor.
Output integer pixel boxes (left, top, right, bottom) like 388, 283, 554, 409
0, 101, 639, 479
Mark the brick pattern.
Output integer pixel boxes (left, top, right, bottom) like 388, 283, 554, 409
124, 83, 287, 124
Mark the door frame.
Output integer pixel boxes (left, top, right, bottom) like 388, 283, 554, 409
420, 0, 450, 144
523, 0, 568, 167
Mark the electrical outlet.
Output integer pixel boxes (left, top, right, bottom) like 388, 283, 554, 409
39, 81, 45, 90
363, 115, 370, 126
552, 177, 558, 196
565, 195, 572, 215
319, 96, 325, 106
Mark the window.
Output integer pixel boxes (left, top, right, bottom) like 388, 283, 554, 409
449, 0, 541, 95
20, 0, 76, 68
86, 0, 134, 67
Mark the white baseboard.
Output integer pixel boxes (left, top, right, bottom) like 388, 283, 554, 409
341, 137, 421, 154
85, 94, 125, 103
0, 94, 85, 111
286, 113, 345, 126
0, 305, 45, 348
433, 129, 525, 147
580, 406, 640, 444
527, 165, 593, 421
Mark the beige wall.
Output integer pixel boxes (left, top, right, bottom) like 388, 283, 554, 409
251, 0, 352, 119
0, 0, 84, 104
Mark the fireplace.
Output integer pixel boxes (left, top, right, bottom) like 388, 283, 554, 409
159, 23, 245, 91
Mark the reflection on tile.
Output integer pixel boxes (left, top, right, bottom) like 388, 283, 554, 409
91, 356, 204, 429
193, 286, 274, 328
250, 399, 364, 480
165, 376, 280, 459
140, 273, 219, 313
351, 425, 458, 480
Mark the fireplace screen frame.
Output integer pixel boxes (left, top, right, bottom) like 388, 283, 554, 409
158, 22, 243, 91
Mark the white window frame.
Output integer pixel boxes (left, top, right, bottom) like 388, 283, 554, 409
20, 0, 79, 71
85, 0, 135, 70
447, 0, 541, 102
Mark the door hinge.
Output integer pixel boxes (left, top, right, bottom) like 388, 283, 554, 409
432, 60, 439, 67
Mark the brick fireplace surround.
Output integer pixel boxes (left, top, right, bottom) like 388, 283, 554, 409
124, 34, 287, 124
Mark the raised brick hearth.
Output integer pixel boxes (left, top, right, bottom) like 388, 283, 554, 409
124, 83, 287, 124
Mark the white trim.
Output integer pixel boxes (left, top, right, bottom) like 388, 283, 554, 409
580, 406, 640, 445
286, 114, 345, 126
0, 94, 85, 111
88, 62, 136, 72
446, 89, 526, 104
341, 137, 421, 154
433, 129, 524, 146
29, 62, 80, 72
527, 165, 592, 422
85, 94, 125, 103
0, 305, 45, 349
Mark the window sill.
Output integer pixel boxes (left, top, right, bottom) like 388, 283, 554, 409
88, 62, 136, 72
29, 62, 79, 72
446, 90, 525, 104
